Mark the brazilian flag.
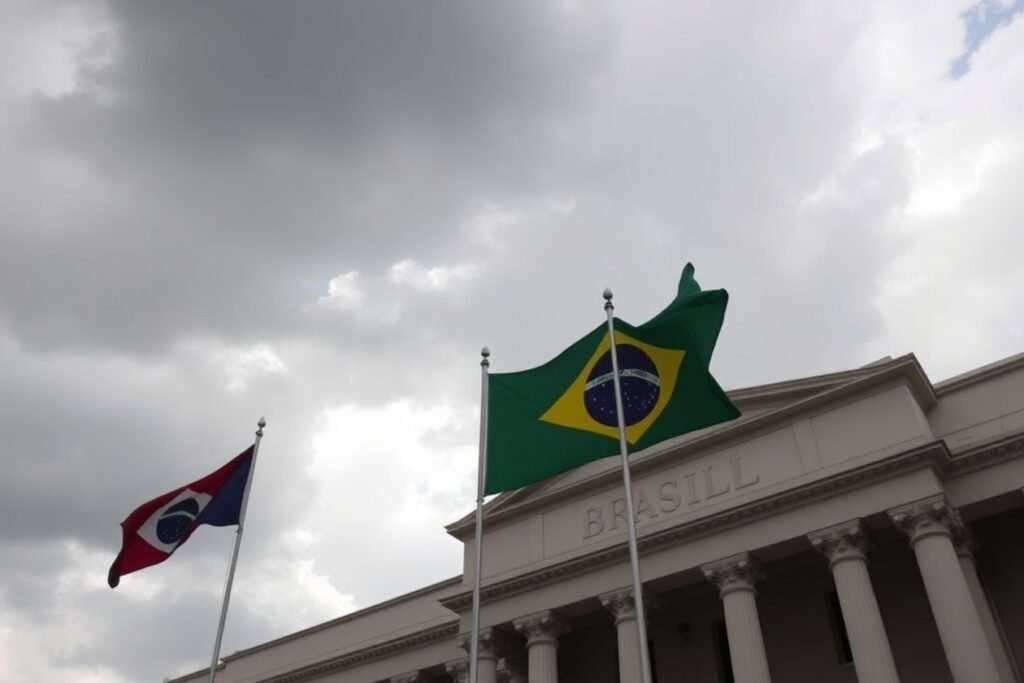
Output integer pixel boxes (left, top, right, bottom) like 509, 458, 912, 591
485, 264, 740, 494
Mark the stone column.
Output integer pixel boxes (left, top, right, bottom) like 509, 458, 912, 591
888, 496, 1002, 683
513, 610, 569, 683
808, 520, 900, 683
446, 659, 469, 683
702, 553, 772, 683
954, 528, 1020, 683
457, 627, 507, 683
600, 587, 657, 683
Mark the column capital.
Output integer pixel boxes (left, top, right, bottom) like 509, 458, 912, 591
808, 519, 872, 568
445, 659, 469, 683
702, 552, 763, 598
391, 672, 428, 683
513, 610, 570, 646
951, 522, 980, 562
599, 586, 659, 625
888, 495, 964, 544
497, 655, 527, 683
456, 627, 515, 660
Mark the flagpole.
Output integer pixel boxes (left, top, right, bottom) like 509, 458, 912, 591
469, 347, 490, 683
603, 290, 654, 683
208, 417, 266, 683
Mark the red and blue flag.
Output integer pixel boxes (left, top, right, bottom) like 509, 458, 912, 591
108, 446, 254, 588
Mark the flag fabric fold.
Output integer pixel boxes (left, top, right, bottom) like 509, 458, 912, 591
108, 446, 255, 588
485, 263, 740, 494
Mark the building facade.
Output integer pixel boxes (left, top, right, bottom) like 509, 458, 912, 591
173, 353, 1024, 683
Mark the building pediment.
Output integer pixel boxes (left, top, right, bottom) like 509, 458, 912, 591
447, 353, 937, 540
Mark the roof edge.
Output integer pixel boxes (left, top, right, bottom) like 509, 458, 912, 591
935, 350, 1024, 394
446, 355, 936, 538
725, 355, 912, 407
446, 354, 926, 534
220, 574, 462, 663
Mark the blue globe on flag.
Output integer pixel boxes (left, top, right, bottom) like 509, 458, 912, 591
584, 344, 661, 427
157, 498, 201, 544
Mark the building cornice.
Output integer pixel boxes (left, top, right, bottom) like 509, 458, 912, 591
934, 350, 1024, 395
169, 433, 1024, 683
232, 576, 460, 661
726, 357, 905, 408
947, 430, 1024, 472
447, 355, 937, 539
254, 621, 460, 683
442, 439, 953, 612
168, 577, 464, 683
443, 429, 1024, 612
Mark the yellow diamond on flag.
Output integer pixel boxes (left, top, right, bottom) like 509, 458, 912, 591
540, 330, 686, 444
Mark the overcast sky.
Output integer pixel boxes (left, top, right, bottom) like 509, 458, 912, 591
2, 1, 1023, 681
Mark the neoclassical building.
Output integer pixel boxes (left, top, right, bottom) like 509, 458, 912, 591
173, 352, 1024, 683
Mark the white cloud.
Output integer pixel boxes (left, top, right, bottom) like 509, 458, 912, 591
463, 203, 524, 248
311, 271, 365, 312
300, 400, 474, 602
306, 269, 405, 325
311, 400, 476, 520
177, 339, 289, 394
3, 2, 1024, 681
221, 345, 289, 394
236, 528, 357, 629
0, 0, 117, 99
387, 259, 482, 292
0, 543, 132, 683
865, 8, 1024, 377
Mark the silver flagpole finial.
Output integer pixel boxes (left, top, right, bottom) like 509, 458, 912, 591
481, 346, 490, 367
256, 417, 266, 435
603, 288, 614, 310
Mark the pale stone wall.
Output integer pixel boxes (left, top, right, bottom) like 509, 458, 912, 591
463, 466, 948, 634
464, 382, 937, 589
173, 578, 462, 683
932, 357, 1024, 450
168, 353, 1024, 683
